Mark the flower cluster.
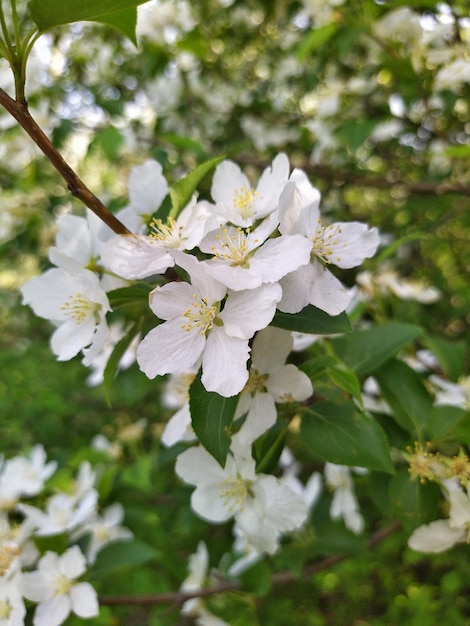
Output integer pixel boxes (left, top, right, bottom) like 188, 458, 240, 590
17, 155, 381, 591
21, 154, 379, 399
0, 446, 132, 626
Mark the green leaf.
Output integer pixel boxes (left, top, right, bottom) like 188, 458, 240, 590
28, 0, 149, 42
336, 119, 379, 152
296, 23, 338, 60
163, 155, 225, 221
423, 336, 466, 381
374, 359, 433, 435
103, 319, 142, 403
326, 361, 363, 407
331, 322, 423, 377
301, 401, 394, 473
189, 371, 238, 466
388, 469, 441, 532
88, 126, 124, 161
272, 305, 350, 335
107, 283, 152, 312
120, 455, 155, 493
240, 560, 272, 595
427, 405, 470, 444
90, 539, 158, 578
300, 354, 339, 380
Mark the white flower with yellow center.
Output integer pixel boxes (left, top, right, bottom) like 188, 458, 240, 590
21, 546, 98, 626
0, 573, 25, 626
278, 170, 380, 315
21, 267, 111, 362
209, 153, 290, 227
137, 252, 282, 397
199, 214, 312, 291
233, 327, 313, 446
175, 441, 307, 554
101, 196, 219, 280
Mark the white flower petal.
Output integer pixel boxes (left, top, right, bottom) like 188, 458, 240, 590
202, 327, 250, 396
101, 235, 174, 279
34, 594, 71, 626
175, 447, 227, 487
220, 283, 281, 339
267, 364, 313, 402
408, 519, 466, 553
70, 582, 99, 618
137, 319, 206, 378
251, 326, 293, 373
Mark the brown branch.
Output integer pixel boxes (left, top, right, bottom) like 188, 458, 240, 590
100, 519, 401, 608
0, 88, 131, 235
304, 164, 470, 196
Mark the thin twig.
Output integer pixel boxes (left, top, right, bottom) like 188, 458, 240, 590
238, 155, 470, 197
100, 520, 402, 607
0, 88, 131, 235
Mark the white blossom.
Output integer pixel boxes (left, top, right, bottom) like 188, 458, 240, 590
137, 251, 281, 396
278, 170, 379, 315
233, 327, 313, 446
175, 442, 307, 554
324, 463, 365, 534
208, 154, 290, 227
21, 267, 111, 363
21, 546, 99, 626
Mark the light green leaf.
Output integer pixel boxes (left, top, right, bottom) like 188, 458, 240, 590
374, 359, 433, 435
331, 322, 423, 377
300, 354, 339, 381
327, 361, 363, 407
165, 155, 225, 221
272, 305, 350, 335
428, 405, 470, 444
88, 126, 124, 161
388, 469, 440, 532
296, 23, 338, 60
189, 371, 238, 466
27, 0, 150, 42
103, 319, 143, 404
423, 336, 466, 382
301, 401, 394, 473
90, 539, 158, 578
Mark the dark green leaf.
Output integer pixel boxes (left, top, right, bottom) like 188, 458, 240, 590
301, 401, 394, 473
375, 359, 433, 435
388, 468, 441, 532
90, 539, 158, 578
189, 371, 238, 466
240, 560, 272, 595
272, 305, 350, 335
300, 354, 339, 380
107, 283, 152, 310
331, 322, 423, 377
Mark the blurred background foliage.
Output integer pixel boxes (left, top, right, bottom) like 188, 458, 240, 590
1, 0, 470, 624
